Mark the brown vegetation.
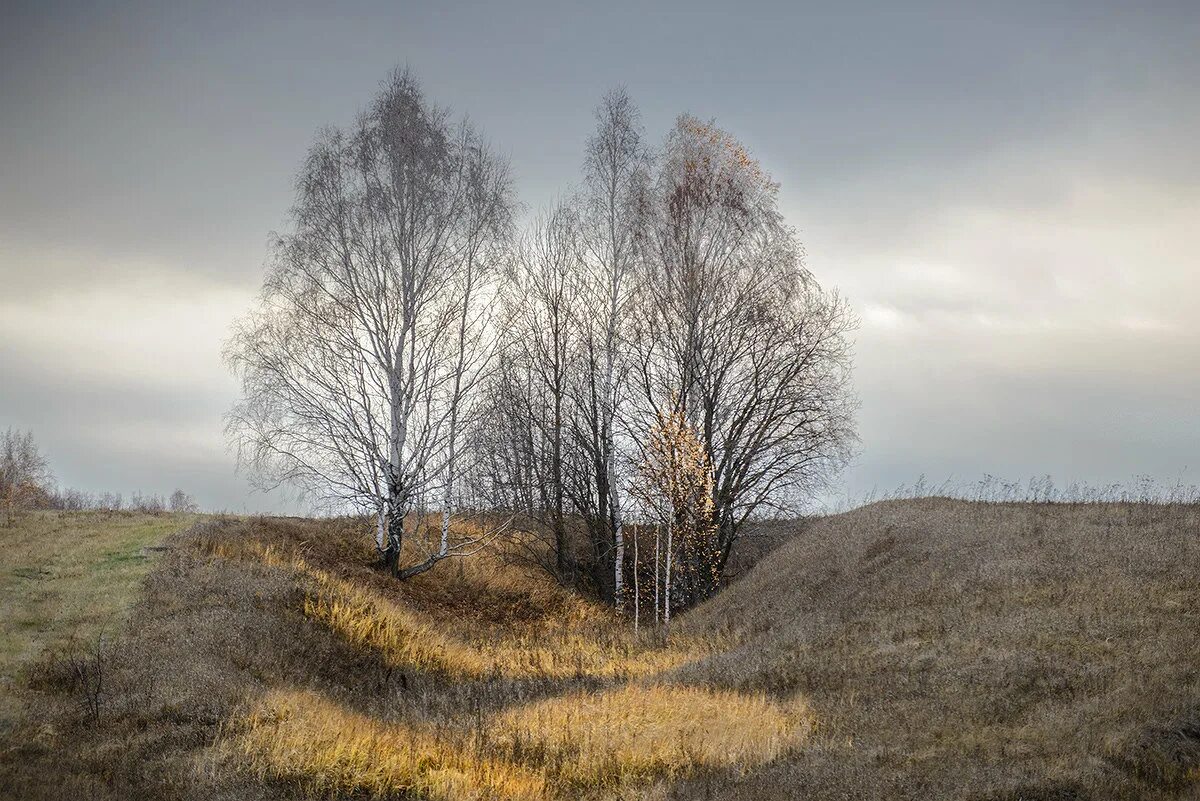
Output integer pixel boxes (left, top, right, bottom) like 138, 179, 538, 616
3, 500, 1200, 799
0, 514, 784, 800
673, 498, 1200, 799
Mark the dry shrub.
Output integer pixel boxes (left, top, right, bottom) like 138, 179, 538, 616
226, 687, 547, 800
23, 635, 107, 724
490, 684, 812, 787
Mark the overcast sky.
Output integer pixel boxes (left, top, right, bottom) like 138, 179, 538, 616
2, 1, 1197, 512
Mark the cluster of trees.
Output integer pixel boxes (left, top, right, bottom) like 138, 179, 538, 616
227, 70, 856, 613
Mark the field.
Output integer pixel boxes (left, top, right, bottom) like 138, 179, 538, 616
0, 511, 194, 728
2, 501, 1200, 799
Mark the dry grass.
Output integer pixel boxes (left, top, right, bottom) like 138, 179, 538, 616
0, 510, 193, 727
490, 684, 811, 787
228, 687, 547, 800
198, 537, 489, 677
674, 499, 1200, 800
197, 527, 707, 682
302, 579, 489, 677
5, 500, 1200, 800
226, 682, 806, 799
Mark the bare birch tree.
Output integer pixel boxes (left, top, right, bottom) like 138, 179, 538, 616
633, 115, 856, 603
575, 88, 650, 607
168, 489, 198, 513
226, 69, 513, 578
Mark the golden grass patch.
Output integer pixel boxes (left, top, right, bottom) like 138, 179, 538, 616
227, 688, 547, 800
226, 685, 810, 798
201, 533, 709, 682
490, 684, 812, 787
201, 533, 804, 795
303, 575, 490, 677
303, 570, 706, 681
200, 536, 490, 676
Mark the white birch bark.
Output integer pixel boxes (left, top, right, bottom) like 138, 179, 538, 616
632, 526, 639, 632
607, 264, 624, 606
663, 518, 673, 630
654, 522, 660, 623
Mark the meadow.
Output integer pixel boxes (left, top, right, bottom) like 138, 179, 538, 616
2, 500, 1199, 799
0, 511, 193, 727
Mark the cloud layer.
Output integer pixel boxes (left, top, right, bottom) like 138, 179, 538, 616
2, 1, 1197, 510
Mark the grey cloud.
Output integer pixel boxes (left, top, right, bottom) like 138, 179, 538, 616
1, 0, 1197, 510
0, 345, 298, 514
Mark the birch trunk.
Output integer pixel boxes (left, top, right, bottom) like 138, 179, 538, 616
632, 528, 639, 632
663, 518, 672, 630
385, 345, 408, 571
438, 431, 455, 557
606, 309, 623, 607
654, 523, 660, 624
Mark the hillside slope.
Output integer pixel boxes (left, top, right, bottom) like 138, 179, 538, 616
0, 516, 804, 800
2, 501, 1198, 800
676, 499, 1200, 800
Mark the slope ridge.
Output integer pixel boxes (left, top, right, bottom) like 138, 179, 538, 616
674, 499, 1200, 800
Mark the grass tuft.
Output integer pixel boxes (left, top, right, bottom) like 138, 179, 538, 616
302, 574, 489, 678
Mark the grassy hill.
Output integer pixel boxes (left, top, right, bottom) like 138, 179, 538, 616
2, 501, 1199, 799
677, 499, 1200, 800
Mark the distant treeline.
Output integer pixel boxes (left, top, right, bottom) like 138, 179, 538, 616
45, 487, 198, 514
1, 427, 199, 524
839, 473, 1200, 510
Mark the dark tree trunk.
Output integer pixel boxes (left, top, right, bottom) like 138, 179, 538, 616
587, 515, 615, 603
383, 482, 406, 575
